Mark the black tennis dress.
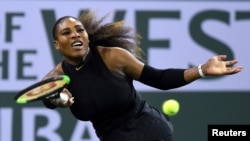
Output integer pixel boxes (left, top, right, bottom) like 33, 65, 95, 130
59, 46, 174, 141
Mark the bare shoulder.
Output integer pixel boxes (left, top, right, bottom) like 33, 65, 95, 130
96, 46, 144, 79
97, 46, 128, 55
97, 46, 133, 65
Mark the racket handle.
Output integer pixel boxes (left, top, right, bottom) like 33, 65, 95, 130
44, 92, 60, 99
56, 92, 69, 102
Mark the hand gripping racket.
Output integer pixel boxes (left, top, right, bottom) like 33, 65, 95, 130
14, 75, 70, 104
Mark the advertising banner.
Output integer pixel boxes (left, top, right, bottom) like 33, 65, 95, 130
0, 0, 249, 92
0, 1, 249, 141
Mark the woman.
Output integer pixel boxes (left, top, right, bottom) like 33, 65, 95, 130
42, 10, 242, 141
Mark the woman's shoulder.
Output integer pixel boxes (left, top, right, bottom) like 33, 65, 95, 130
96, 46, 129, 56
97, 46, 135, 65
96, 46, 130, 70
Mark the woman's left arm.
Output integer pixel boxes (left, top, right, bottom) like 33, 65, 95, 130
108, 48, 243, 90
184, 55, 243, 83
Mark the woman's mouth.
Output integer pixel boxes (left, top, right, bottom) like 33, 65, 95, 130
71, 41, 83, 49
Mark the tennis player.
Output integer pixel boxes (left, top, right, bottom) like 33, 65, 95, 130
42, 10, 243, 141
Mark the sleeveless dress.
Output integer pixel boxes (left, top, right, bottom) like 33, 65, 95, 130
61, 46, 173, 141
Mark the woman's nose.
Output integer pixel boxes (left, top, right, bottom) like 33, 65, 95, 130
71, 31, 80, 38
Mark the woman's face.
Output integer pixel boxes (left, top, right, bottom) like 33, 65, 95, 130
54, 17, 89, 62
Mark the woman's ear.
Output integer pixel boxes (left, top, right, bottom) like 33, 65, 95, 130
54, 40, 60, 50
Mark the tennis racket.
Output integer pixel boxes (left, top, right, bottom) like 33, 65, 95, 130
14, 75, 70, 104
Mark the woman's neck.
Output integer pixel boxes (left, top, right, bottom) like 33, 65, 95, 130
64, 47, 90, 66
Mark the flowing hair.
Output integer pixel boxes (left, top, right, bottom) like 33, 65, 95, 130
79, 10, 144, 60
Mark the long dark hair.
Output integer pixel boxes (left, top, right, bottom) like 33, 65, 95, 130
79, 10, 144, 60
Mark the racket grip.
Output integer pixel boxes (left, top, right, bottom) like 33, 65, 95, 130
56, 92, 69, 102
45, 92, 60, 99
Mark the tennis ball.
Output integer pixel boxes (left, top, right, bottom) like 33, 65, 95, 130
162, 99, 180, 116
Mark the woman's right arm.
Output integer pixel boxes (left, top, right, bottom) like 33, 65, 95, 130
42, 63, 64, 109
42, 63, 64, 80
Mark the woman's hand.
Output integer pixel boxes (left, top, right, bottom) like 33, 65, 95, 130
50, 88, 74, 108
202, 55, 243, 76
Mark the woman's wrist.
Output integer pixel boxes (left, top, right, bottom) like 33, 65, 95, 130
198, 64, 205, 78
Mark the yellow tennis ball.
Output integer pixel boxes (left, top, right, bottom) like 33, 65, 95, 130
162, 99, 180, 116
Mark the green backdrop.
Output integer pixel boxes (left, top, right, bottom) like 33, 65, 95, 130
1, 91, 249, 141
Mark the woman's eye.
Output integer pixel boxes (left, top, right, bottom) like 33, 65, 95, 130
62, 31, 70, 35
78, 28, 84, 32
